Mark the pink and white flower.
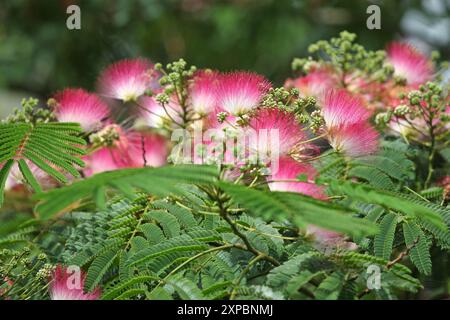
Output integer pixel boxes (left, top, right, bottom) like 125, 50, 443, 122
215, 72, 271, 116
285, 68, 338, 102
322, 89, 370, 128
126, 132, 168, 168
306, 226, 358, 251
322, 90, 378, 157
268, 156, 325, 199
84, 125, 168, 175
387, 42, 433, 86
248, 107, 306, 157
98, 58, 157, 102
5, 161, 61, 191
53, 88, 110, 132
139, 95, 182, 128
327, 122, 379, 158
84, 147, 129, 175
189, 70, 219, 115
267, 157, 356, 250
49, 265, 101, 300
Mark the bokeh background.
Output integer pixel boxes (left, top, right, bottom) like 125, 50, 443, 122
1, 0, 449, 118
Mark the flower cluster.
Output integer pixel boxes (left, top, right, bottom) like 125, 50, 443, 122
4, 31, 448, 261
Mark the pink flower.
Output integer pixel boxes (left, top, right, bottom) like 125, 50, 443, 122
322, 90, 378, 157
215, 71, 271, 116
98, 58, 157, 102
6, 161, 61, 191
268, 156, 325, 199
49, 265, 101, 300
53, 89, 110, 132
139, 95, 182, 128
267, 158, 357, 250
327, 122, 379, 158
84, 147, 129, 175
84, 125, 131, 175
0, 278, 13, 299
306, 226, 358, 251
189, 70, 219, 115
387, 42, 433, 86
323, 90, 370, 128
248, 108, 306, 157
126, 132, 168, 168
285, 68, 338, 102
84, 125, 168, 175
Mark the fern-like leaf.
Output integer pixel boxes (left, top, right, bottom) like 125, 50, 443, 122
220, 182, 377, 237
329, 181, 446, 231
34, 165, 218, 219
374, 213, 398, 260
0, 122, 86, 206
403, 222, 432, 275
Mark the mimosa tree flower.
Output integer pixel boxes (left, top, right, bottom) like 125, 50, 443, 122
126, 132, 168, 168
285, 68, 338, 102
139, 95, 182, 128
53, 88, 110, 132
6, 161, 62, 191
327, 122, 379, 158
248, 107, 306, 157
267, 157, 357, 250
189, 70, 219, 116
322, 90, 378, 157
386, 42, 433, 86
322, 89, 370, 128
84, 147, 129, 175
98, 58, 158, 102
306, 226, 358, 251
267, 156, 325, 199
49, 265, 101, 300
216, 71, 271, 116
84, 124, 168, 175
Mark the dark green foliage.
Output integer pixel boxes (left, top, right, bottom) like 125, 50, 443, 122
0, 122, 86, 206
34, 165, 219, 220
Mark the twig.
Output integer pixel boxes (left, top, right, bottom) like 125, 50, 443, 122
386, 236, 420, 270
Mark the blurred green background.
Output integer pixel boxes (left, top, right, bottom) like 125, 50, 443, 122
1, 0, 449, 117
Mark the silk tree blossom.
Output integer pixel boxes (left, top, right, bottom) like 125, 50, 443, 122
126, 132, 168, 167
84, 124, 131, 175
327, 122, 379, 158
248, 107, 306, 158
323, 90, 378, 157
98, 58, 157, 102
139, 95, 183, 128
386, 42, 433, 86
84, 147, 129, 175
5, 161, 60, 191
53, 89, 110, 132
268, 156, 325, 199
84, 124, 168, 175
285, 68, 339, 102
215, 71, 271, 116
323, 90, 370, 128
49, 265, 100, 300
267, 157, 356, 250
306, 226, 358, 251
189, 70, 219, 115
